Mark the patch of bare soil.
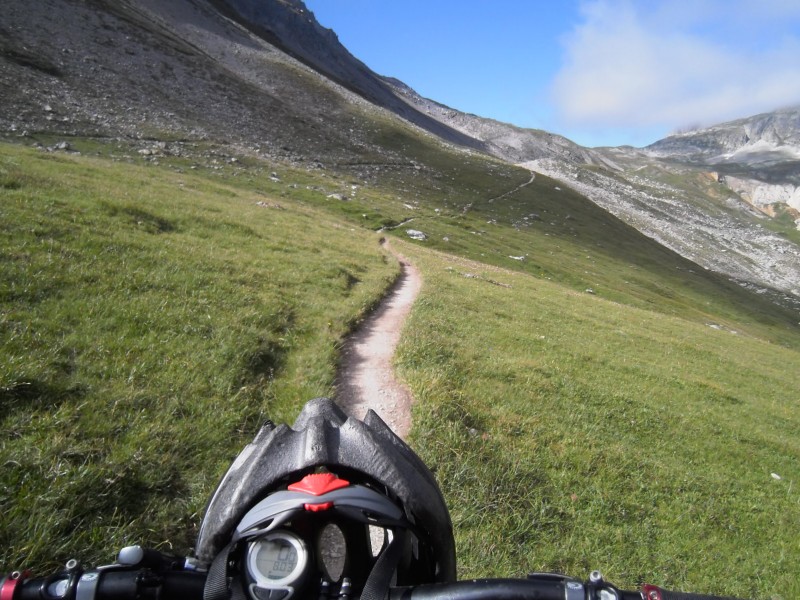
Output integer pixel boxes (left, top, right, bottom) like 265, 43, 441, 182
335, 243, 421, 439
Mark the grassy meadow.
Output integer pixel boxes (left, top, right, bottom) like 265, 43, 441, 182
395, 243, 799, 599
1, 135, 799, 599
0, 142, 398, 567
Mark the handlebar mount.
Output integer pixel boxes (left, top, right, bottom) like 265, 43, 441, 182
0, 547, 206, 600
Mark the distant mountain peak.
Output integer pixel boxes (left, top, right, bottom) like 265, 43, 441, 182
647, 106, 800, 164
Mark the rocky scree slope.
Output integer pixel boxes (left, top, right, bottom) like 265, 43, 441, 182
647, 107, 800, 217
0, 0, 469, 167
523, 149, 800, 301
515, 108, 800, 299
380, 77, 614, 167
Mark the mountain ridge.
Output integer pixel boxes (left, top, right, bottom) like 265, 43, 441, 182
207, 0, 490, 153
646, 106, 800, 164
644, 107, 800, 218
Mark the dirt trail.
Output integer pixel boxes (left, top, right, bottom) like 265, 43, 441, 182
461, 170, 536, 215
335, 242, 421, 439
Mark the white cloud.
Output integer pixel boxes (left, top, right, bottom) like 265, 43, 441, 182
551, 0, 800, 137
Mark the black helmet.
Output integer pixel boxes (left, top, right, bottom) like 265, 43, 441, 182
196, 398, 456, 599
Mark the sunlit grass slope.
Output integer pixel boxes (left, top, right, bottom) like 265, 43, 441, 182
0, 143, 397, 568
396, 242, 800, 600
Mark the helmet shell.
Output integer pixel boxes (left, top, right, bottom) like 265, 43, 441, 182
195, 398, 456, 582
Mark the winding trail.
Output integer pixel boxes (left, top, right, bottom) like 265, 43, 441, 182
461, 170, 536, 215
334, 172, 533, 436
334, 242, 421, 439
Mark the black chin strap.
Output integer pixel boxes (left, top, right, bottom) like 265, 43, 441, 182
203, 541, 246, 600
360, 528, 407, 600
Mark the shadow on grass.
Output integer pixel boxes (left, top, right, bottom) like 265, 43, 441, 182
0, 379, 85, 412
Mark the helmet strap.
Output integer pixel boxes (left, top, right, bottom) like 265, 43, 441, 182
360, 528, 407, 600
203, 541, 246, 600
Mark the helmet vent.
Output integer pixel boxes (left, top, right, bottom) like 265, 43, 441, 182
368, 525, 390, 558
318, 523, 346, 582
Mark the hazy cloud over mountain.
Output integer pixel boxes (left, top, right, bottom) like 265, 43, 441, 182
552, 0, 800, 142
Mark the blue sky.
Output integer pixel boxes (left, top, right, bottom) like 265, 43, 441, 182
303, 0, 800, 148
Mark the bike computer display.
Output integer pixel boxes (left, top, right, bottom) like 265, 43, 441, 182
246, 530, 309, 600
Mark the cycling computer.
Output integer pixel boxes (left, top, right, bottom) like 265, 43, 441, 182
246, 530, 309, 600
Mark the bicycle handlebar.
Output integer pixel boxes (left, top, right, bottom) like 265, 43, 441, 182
388, 578, 742, 600
1, 570, 205, 600
1, 564, 745, 600
389, 577, 642, 600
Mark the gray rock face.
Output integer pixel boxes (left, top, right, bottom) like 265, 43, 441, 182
646, 108, 800, 164
215, 0, 487, 152
381, 77, 619, 169
724, 177, 800, 212
643, 107, 800, 232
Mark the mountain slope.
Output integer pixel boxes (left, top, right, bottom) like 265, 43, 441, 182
647, 107, 800, 218
243, 7, 800, 297
381, 76, 614, 167
1, 0, 435, 164
2, 0, 799, 299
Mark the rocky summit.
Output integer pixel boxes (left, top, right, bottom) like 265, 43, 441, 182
646, 107, 800, 217
1, 0, 799, 300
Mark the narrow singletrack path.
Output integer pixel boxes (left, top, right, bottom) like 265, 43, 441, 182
335, 242, 421, 439
461, 170, 535, 215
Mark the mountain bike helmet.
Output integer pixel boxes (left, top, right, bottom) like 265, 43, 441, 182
196, 398, 456, 600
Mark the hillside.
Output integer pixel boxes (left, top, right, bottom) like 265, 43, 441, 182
647, 107, 800, 235
1, 1, 800, 597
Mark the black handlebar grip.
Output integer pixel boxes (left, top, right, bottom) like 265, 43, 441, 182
390, 578, 568, 600
100, 570, 205, 599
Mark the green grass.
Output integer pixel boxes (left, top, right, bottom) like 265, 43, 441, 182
2, 131, 799, 600
0, 143, 397, 568
396, 243, 800, 599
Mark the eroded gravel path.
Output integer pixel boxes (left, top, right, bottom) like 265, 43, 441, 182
335, 243, 421, 439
